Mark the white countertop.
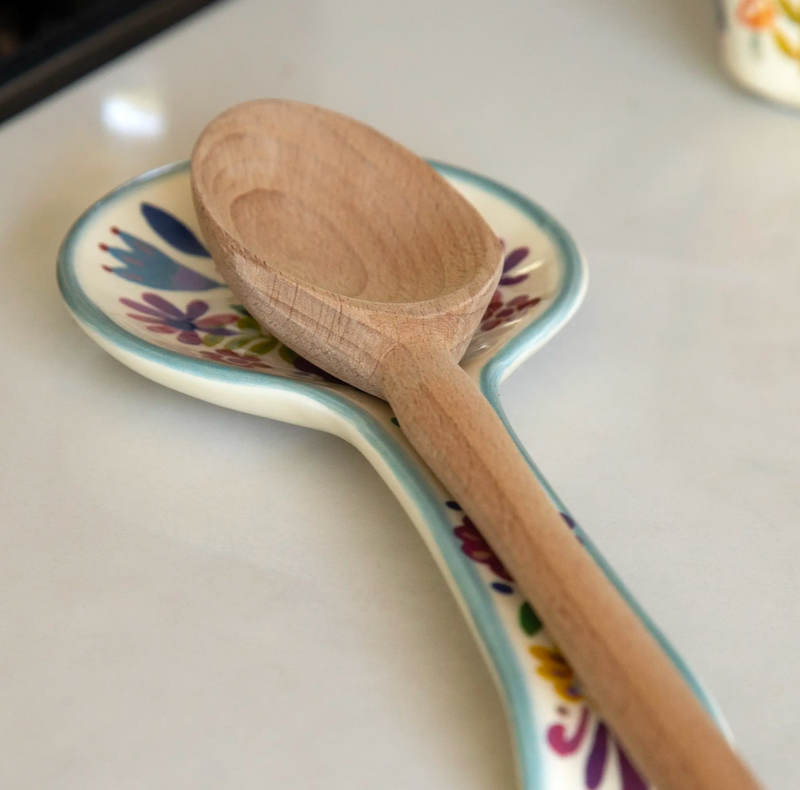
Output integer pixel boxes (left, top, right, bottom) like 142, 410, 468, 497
0, 1, 795, 787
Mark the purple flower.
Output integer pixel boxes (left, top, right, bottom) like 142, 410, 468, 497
499, 245, 531, 286
121, 293, 239, 345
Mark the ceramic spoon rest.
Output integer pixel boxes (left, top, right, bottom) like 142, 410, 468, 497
57, 160, 725, 790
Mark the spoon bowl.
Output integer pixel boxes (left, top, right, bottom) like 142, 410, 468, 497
191, 100, 503, 395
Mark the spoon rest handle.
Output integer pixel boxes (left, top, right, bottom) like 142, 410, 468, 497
380, 346, 761, 790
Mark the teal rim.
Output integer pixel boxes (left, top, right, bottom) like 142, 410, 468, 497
57, 160, 724, 789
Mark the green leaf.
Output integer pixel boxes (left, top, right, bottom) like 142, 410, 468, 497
279, 345, 298, 364
225, 336, 250, 350
249, 338, 278, 355
237, 316, 259, 330
520, 602, 542, 636
202, 334, 223, 347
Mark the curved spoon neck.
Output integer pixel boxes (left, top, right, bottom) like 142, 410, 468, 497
378, 343, 465, 401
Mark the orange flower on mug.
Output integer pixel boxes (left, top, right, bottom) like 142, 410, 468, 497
737, 0, 777, 29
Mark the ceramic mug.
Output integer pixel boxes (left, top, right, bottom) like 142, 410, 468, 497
718, 0, 800, 106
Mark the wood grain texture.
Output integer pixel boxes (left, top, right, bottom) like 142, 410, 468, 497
191, 99, 763, 790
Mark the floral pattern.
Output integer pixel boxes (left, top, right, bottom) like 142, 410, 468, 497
101, 227, 221, 291
120, 293, 238, 346
278, 344, 343, 383
106, 210, 547, 382
140, 202, 211, 257
203, 306, 279, 354
446, 499, 647, 789
499, 244, 534, 286
530, 646, 584, 703
548, 705, 646, 790
737, 0, 777, 28
479, 244, 543, 332
453, 513, 513, 581
734, 0, 800, 63
197, 348, 274, 370
481, 290, 542, 332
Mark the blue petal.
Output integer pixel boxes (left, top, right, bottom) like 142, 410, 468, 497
103, 229, 221, 291
141, 203, 210, 257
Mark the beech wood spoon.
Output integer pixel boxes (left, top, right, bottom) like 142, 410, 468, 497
191, 99, 762, 790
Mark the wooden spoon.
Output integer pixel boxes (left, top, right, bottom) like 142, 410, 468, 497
191, 99, 762, 790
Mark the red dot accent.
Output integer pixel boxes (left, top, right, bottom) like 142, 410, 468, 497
98, 243, 108, 251
101, 265, 113, 272
110, 226, 120, 234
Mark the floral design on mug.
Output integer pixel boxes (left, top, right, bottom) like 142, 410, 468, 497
737, 0, 777, 29
735, 0, 800, 63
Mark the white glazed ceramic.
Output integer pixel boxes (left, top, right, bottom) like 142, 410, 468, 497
58, 161, 728, 790
719, 0, 800, 106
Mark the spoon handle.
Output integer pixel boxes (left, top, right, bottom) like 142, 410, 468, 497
381, 346, 762, 790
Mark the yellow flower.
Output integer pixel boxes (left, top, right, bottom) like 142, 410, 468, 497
529, 646, 584, 703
